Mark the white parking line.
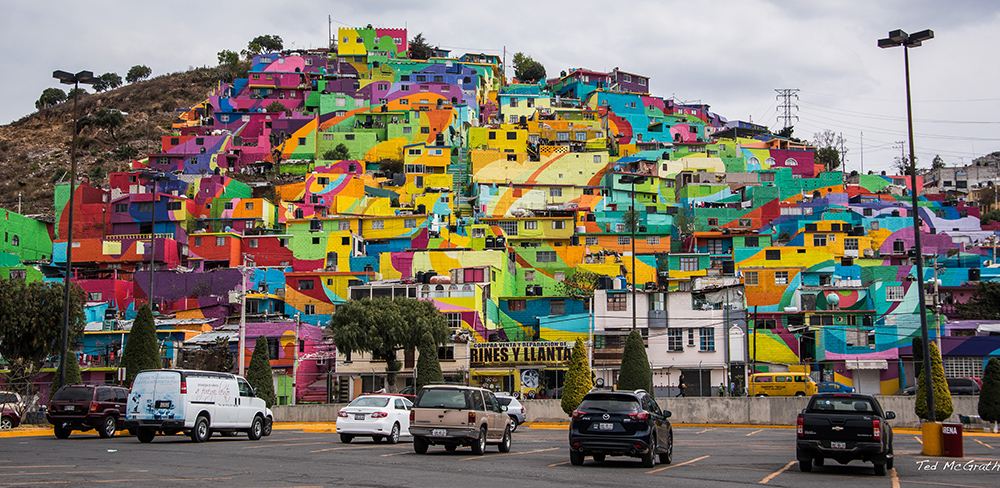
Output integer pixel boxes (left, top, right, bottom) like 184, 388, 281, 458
746, 429, 763, 436
460, 447, 558, 461
646, 455, 709, 474
759, 460, 795, 484
975, 439, 994, 449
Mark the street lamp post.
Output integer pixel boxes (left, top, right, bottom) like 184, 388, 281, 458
140, 173, 170, 311
620, 174, 646, 330
53, 69, 96, 388
879, 28, 936, 422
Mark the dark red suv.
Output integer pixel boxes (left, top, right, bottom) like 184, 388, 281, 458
47, 385, 129, 438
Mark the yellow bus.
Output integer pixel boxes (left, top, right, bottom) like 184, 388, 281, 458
748, 372, 818, 397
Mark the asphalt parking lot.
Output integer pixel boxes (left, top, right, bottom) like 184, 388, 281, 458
1, 425, 999, 487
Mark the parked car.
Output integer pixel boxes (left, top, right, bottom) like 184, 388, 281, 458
0, 391, 24, 411
46, 385, 130, 438
337, 394, 412, 444
897, 385, 917, 396
796, 393, 895, 476
749, 372, 818, 397
409, 385, 511, 455
947, 377, 981, 395
124, 369, 273, 443
817, 382, 855, 394
568, 389, 673, 468
496, 393, 525, 431
1, 406, 21, 429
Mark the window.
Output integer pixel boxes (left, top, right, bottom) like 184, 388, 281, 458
339, 221, 351, 231
699, 328, 715, 351
372, 220, 384, 230
707, 239, 726, 254
224, 202, 234, 210
745, 271, 759, 286
615, 223, 627, 233
646, 236, 660, 245
304, 304, 316, 315
668, 329, 683, 351
886, 285, 905, 301
775, 271, 789, 285
550, 187, 563, 197
404, 219, 416, 228
498, 221, 518, 236
298, 280, 314, 290
863, 208, 873, 217
524, 270, 536, 282
509, 299, 526, 311
550, 299, 565, 315
766, 249, 781, 260
871, 221, 880, 231
607, 293, 627, 311
575, 132, 587, 141
593, 155, 602, 163
137, 202, 153, 213
554, 272, 565, 282
745, 236, 759, 247
552, 221, 565, 230
957, 180, 968, 189
739, 218, 752, 227
194, 237, 202, 246
11, 236, 19, 247
813, 234, 827, 246
845, 238, 859, 251
216, 237, 226, 246
707, 218, 719, 226
688, 328, 696, 347
279, 238, 288, 248
557, 132, 570, 141
537, 251, 556, 262
115, 203, 127, 212
248, 239, 258, 248
785, 158, 798, 166
585, 237, 598, 245
618, 236, 631, 245
679, 257, 698, 272
525, 221, 538, 230
312, 237, 320, 244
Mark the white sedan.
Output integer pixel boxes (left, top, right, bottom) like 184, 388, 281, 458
337, 394, 412, 444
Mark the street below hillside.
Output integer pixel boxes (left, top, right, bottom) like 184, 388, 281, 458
0, 425, 998, 487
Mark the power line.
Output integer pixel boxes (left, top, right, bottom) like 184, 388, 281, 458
775, 89, 800, 131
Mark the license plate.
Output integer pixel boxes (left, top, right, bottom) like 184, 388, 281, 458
156, 401, 171, 409
831, 441, 846, 449
598, 422, 614, 431
64, 405, 75, 411
354, 414, 366, 421
432, 429, 447, 437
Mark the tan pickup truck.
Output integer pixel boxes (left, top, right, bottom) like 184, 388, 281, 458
409, 385, 512, 455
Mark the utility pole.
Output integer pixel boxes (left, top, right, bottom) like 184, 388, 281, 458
293, 312, 300, 405
238, 253, 255, 376
774, 89, 800, 132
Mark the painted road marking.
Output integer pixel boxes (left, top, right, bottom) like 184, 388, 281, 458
759, 460, 796, 484
975, 439, 994, 449
460, 447, 558, 461
0, 466, 76, 470
309, 445, 387, 454
380, 451, 411, 457
746, 429, 763, 436
891, 468, 900, 488
914, 436, 923, 444
0, 470, 148, 477
548, 461, 571, 467
646, 455, 709, 474
695, 428, 713, 434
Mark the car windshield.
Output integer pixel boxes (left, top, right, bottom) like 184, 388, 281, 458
51, 387, 93, 402
578, 395, 641, 413
415, 388, 468, 409
349, 397, 390, 408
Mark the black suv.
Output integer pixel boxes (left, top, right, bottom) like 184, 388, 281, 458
47, 385, 129, 438
569, 389, 673, 467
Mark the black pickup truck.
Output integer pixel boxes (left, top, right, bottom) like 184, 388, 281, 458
796, 393, 895, 476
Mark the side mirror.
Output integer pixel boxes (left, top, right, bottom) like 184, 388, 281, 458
663, 410, 672, 418
252, 388, 258, 397
885, 411, 896, 420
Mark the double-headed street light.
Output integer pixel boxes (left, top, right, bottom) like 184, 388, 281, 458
878, 28, 936, 422
53, 70, 96, 389
620, 174, 646, 330
139, 172, 171, 311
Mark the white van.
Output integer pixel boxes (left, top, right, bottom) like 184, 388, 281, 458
124, 369, 274, 443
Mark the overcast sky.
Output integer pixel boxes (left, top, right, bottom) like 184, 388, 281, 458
4, 0, 999, 173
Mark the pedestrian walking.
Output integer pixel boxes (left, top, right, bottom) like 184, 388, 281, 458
677, 373, 686, 397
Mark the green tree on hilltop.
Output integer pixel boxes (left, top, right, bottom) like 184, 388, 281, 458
561, 337, 593, 415
247, 335, 276, 407
618, 329, 651, 395
126, 65, 152, 84
512, 52, 546, 83
120, 304, 161, 386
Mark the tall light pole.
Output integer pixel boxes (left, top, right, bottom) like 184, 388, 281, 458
879, 28, 936, 422
620, 174, 646, 330
140, 172, 170, 311
53, 69, 96, 388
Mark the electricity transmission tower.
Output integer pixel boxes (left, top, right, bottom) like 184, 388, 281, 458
775, 89, 800, 132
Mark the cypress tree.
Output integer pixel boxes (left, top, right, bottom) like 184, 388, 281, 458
915, 342, 954, 421
415, 332, 444, 391
247, 335, 276, 407
561, 337, 594, 415
50, 353, 82, 400
618, 329, 651, 394
120, 304, 161, 386
979, 357, 1000, 432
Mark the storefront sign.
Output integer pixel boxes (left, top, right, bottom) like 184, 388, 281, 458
470, 341, 571, 366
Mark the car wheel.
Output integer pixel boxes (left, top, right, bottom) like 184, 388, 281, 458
248, 415, 263, 441
795, 392, 806, 397
799, 456, 813, 473
570, 450, 585, 466
98, 415, 117, 438
641, 435, 656, 468
887, 449, 894, 469
470, 425, 487, 455
755, 393, 768, 397
262, 417, 273, 437
137, 428, 156, 443
659, 432, 673, 464
413, 436, 429, 454
509, 415, 519, 432
190, 415, 210, 443
54, 425, 71, 439
813, 457, 824, 466
498, 425, 511, 453
1, 416, 14, 429
340, 434, 353, 443
593, 453, 606, 463
874, 462, 887, 476
387, 423, 400, 445
445, 444, 458, 452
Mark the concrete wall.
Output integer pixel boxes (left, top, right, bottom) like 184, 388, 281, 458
271, 396, 981, 429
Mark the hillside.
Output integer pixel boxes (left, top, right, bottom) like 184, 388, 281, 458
0, 68, 222, 215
